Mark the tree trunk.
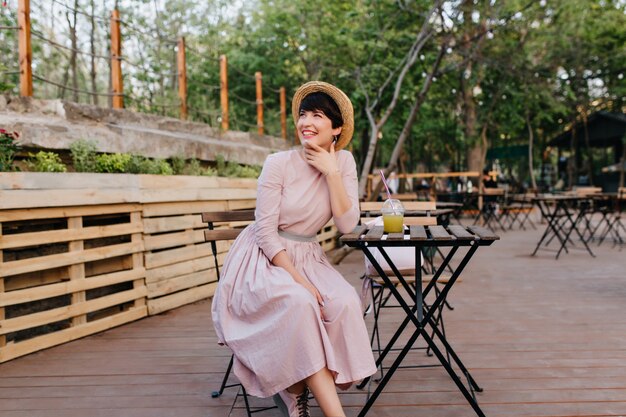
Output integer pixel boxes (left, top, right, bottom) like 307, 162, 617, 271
357, 1, 443, 198
69, 1, 79, 102
526, 112, 537, 190
368, 45, 446, 201
89, 0, 98, 105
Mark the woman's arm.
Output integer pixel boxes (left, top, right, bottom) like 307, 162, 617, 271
254, 153, 325, 309
303, 142, 360, 233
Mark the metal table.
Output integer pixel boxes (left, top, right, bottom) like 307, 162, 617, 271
341, 224, 499, 417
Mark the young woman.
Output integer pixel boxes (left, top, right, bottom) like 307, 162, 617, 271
212, 81, 376, 417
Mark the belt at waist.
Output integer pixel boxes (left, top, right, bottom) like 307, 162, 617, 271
278, 229, 317, 242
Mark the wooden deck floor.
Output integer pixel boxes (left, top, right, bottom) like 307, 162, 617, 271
1, 219, 625, 417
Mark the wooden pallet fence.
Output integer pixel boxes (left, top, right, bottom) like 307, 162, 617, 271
0, 203, 147, 363
0, 172, 339, 362
137, 175, 257, 315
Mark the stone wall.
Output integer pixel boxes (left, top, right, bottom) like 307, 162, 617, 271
0, 95, 293, 167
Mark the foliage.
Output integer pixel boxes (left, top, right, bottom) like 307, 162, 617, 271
95, 153, 132, 173
69, 139, 98, 172
0, 128, 20, 171
170, 154, 186, 175
216, 154, 261, 178
26, 151, 67, 172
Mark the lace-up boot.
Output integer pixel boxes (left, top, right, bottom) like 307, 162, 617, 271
275, 387, 310, 417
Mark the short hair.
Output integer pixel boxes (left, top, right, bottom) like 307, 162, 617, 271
299, 92, 343, 129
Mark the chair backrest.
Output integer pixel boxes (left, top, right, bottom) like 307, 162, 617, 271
201, 209, 256, 279
360, 201, 437, 226
618, 187, 626, 199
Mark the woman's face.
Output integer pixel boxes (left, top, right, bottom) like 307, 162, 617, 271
297, 109, 342, 151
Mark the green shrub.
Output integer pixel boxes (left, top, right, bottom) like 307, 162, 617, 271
95, 153, 131, 173
69, 139, 98, 172
170, 154, 186, 175
140, 158, 173, 175
215, 154, 261, 178
0, 129, 21, 171
26, 151, 67, 172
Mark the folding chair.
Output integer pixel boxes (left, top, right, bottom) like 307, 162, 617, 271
202, 209, 276, 416
474, 188, 506, 231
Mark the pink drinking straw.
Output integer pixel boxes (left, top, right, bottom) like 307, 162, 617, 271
379, 170, 392, 201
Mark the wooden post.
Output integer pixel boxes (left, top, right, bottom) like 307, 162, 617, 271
177, 37, 187, 120
220, 55, 229, 130
17, 0, 32, 97
255, 72, 264, 136
279, 86, 287, 140
110, 9, 124, 108
68, 217, 86, 326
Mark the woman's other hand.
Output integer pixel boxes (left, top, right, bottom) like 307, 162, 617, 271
303, 140, 339, 177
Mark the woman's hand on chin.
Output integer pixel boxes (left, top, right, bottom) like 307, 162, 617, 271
303, 140, 339, 176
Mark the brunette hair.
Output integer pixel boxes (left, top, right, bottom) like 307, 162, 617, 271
299, 92, 344, 129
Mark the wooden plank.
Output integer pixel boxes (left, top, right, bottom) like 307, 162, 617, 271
216, 177, 257, 189
142, 201, 228, 217
2, 241, 144, 277
467, 225, 500, 241
0, 189, 140, 210
130, 212, 146, 310
0, 204, 141, 222
147, 269, 217, 299
4, 268, 70, 292
143, 229, 205, 251
0, 268, 145, 308
144, 241, 226, 269
409, 225, 427, 240
138, 174, 220, 190
0, 306, 147, 363
201, 210, 256, 223
0, 286, 147, 336
0, 222, 142, 250
363, 226, 384, 241
316, 227, 338, 242
204, 229, 243, 243
147, 282, 217, 315
68, 217, 87, 327
447, 225, 476, 241
386, 231, 405, 241
227, 199, 257, 211
145, 256, 216, 284
142, 215, 201, 234
139, 188, 256, 204
428, 225, 454, 240
0, 172, 140, 190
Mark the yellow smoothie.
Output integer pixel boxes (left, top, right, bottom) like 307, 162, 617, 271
383, 214, 404, 233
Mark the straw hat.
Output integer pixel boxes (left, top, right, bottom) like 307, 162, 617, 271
291, 81, 354, 151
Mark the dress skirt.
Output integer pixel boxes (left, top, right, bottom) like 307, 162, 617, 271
211, 224, 377, 398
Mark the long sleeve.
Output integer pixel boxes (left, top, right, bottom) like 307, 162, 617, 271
333, 151, 360, 234
254, 153, 286, 261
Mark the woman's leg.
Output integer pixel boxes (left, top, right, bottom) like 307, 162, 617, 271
305, 367, 345, 417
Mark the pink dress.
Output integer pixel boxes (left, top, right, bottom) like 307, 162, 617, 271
211, 149, 377, 398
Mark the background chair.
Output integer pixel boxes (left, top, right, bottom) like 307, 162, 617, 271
202, 209, 276, 416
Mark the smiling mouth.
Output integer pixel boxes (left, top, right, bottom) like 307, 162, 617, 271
301, 130, 317, 138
